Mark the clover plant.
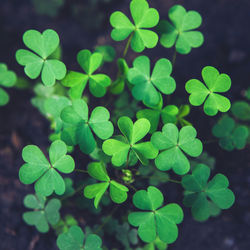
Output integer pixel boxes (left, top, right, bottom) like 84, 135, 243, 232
13, 1, 242, 249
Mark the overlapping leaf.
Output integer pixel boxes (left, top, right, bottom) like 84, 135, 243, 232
158, 5, 204, 54
60, 99, 113, 154
182, 164, 235, 221
151, 123, 202, 175
186, 66, 231, 116
19, 140, 75, 196
110, 0, 159, 52
231, 101, 250, 121
128, 186, 183, 244
128, 56, 176, 107
102, 116, 158, 167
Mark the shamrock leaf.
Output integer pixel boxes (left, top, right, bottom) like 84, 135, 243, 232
182, 164, 235, 221
62, 49, 111, 99
0, 63, 16, 106
16, 29, 66, 86
176, 105, 192, 127
57, 225, 102, 250
84, 162, 129, 208
53, 214, 78, 235
212, 115, 249, 151
102, 116, 158, 167
23, 194, 61, 233
110, 0, 159, 53
128, 186, 183, 244
60, 99, 114, 154
231, 101, 250, 121
151, 123, 203, 175
186, 66, 231, 116
95, 45, 116, 63
19, 140, 75, 196
158, 5, 204, 54
128, 56, 176, 107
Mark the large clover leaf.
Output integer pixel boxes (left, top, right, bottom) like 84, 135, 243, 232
128, 56, 176, 107
62, 49, 111, 99
182, 164, 235, 221
151, 123, 203, 175
186, 66, 231, 116
0, 63, 16, 106
61, 99, 114, 154
16, 29, 66, 86
83, 162, 129, 208
158, 5, 204, 54
102, 116, 158, 167
110, 0, 159, 53
23, 194, 61, 233
212, 115, 249, 151
19, 140, 75, 196
128, 186, 183, 244
57, 225, 102, 250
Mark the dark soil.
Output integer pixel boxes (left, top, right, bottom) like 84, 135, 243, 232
1, 0, 250, 249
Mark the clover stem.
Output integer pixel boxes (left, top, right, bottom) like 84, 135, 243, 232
126, 183, 137, 192
203, 139, 218, 144
74, 169, 88, 173
168, 178, 181, 184
59, 183, 85, 201
123, 33, 133, 58
172, 48, 177, 67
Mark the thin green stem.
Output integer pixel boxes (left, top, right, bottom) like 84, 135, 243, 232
203, 139, 218, 144
168, 178, 181, 184
74, 169, 88, 173
123, 33, 133, 58
171, 48, 177, 67
60, 183, 85, 201
126, 183, 137, 192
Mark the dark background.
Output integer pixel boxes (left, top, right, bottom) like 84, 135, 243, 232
0, 0, 250, 249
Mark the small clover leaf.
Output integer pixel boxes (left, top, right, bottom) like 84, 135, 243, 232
128, 56, 176, 107
128, 186, 183, 244
61, 99, 114, 154
95, 45, 116, 63
16, 29, 66, 86
23, 194, 61, 233
53, 214, 78, 235
102, 116, 158, 167
151, 123, 203, 175
182, 164, 235, 221
84, 162, 129, 208
158, 5, 204, 54
231, 101, 250, 121
62, 49, 111, 99
110, 0, 159, 53
19, 140, 75, 196
177, 105, 192, 127
212, 115, 249, 151
186, 66, 231, 116
0, 63, 16, 106
57, 225, 102, 250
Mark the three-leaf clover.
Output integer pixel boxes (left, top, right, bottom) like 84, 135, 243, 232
19, 140, 75, 196
16, 29, 66, 86
182, 164, 235, 221
186, 66, 231, 116
23, 194, 61, 233
102, 116, 158, 167
0, 63, 16, 106
212, 115, 249, 151
110, 0, 159, 53
158, 5, 204, 54
62, 49, 111, 99
151, 123, 203, 175
128, 186, 183, 244
83, 162, 129, 208
57, 225, 102, 250
128, 56, 176, 107
60, 99, 114, 154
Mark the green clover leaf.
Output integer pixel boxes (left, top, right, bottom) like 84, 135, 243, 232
182, 164, 235, 221
53, 214, 78, 235
110, 0, 159, 53
19, 140, 75, 196
231, 101, 250, 121
83, 162, 129, 208
102, 116, 158, 167
23, 194, 61, 233
128, 186, 183, 244
57, 225, 102, 250
151, 123, 203, 175
95, 45, 116, 63
16, 29, 66, 86
128, 56, 176, 107
212, 115, 249, 151
62, 49, 111, 99
60, 99, 114, 154
186, 66, 231, 116
158, 5, 204, 54
0, 63, 16, 106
